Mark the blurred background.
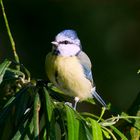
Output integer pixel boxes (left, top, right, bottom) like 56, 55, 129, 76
0, 0, 140, 112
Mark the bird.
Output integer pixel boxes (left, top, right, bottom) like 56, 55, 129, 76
45, 29, 106, 110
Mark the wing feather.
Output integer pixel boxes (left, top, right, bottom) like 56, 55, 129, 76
77, 51, 94, 84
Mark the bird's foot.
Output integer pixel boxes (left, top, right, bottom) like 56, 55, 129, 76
65, 102, 73, 108
73, 97, 80, 110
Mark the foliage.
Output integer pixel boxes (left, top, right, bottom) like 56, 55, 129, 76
0, 1, 140, 140
0, 60, 126, 140
0, 60, 140, 140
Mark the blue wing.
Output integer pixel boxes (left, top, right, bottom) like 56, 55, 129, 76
82, 64, 93, 83
77, 51, 107, 107
77, 51, 94, 84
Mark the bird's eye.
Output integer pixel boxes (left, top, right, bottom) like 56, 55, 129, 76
60, 40, 69, 44
64, 40, 69, 44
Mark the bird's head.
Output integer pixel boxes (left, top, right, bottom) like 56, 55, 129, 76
51, 29, 81, 56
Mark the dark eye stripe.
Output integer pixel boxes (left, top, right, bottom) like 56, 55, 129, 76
59, 40, 72, 45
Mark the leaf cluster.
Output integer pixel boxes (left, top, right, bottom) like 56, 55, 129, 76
0, 59, 135, 140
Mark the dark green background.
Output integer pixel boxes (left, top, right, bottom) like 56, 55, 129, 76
0, 0, 140, 111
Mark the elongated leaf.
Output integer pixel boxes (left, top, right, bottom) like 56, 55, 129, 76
49, 112, 57, 140
79, 122, 92, 140
42, 87, 56, 140
42, 129, 47, 140
55, 106, 67, 140
88, 118, 103, 140
65, 105, 75, 140
65, 105, 80, 140
43, 87, 54, 122
15, 87, 34, 126
33, 92, 40, 140
11, 118, 29, 140
24, 117, 34, 139
0, 86, 32, 140
110, 126, 128, 140
11, 111, 34, 140
74, 119, 80, 140
0, 59, 11, 84
3, 96, 15, 108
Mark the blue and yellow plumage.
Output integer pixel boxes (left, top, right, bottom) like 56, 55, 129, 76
45, 29, 106, 109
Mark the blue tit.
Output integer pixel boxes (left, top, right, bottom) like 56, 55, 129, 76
45, 29, 106, 109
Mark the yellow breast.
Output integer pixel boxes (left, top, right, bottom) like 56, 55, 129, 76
45, 53, 92, 100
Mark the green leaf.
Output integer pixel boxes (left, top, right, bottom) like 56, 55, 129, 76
55, 106, 67, 140
49, 115, 57, 140
43, 87, 54, 122
101, 126, 117, 140
47, 83, 63, 94
110, 126, 128, 140
0, 86, 29, 123
4, 68, 25, 81
130, 110, 140, 139
81, 123, 92, 140
0, 86, 33, 140
33, 92, 41, 140
3, 96, 15, 108
0, 59, 11, 84
88, 118, 103, 140
65, 105, 80, 140
11, 118, 29, 140
102, 129, 111, 139
132, 110, 140, 129
15, 87, 34, 125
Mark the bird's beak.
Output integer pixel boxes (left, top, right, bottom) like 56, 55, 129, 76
51, 41, 58, 47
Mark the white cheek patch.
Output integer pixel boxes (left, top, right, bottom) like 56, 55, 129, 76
58, 45, 80, 56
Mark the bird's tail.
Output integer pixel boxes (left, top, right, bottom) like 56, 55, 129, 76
91, 88, 107, 107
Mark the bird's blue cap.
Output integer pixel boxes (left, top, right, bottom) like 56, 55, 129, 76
57, 29, 78, 40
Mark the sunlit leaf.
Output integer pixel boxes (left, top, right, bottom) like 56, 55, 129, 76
88, 118, 103, 140
65, 105, 80, 140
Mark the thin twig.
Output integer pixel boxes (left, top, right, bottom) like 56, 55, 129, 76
97, 107, 106, 122
1, 0, 20, 69
100, 115, 140, 127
